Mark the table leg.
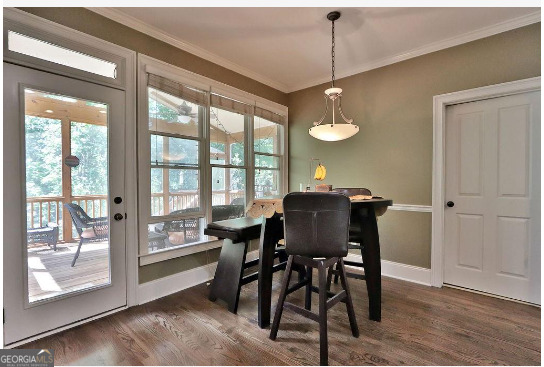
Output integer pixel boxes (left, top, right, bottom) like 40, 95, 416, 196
358, 206, 382, 322
258, 215, 282, 328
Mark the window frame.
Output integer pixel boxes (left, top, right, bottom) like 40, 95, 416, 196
138, 55, 288, 265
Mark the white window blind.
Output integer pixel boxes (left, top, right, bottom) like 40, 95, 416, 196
210, 94, 253, 115
148, 73, 208, 106
254, 106, 286, 125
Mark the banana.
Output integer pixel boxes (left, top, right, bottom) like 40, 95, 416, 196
314, 164, 321, 180
320, 164, 327, 180
314, 164, 327, 181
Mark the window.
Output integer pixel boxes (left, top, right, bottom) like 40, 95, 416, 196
209, 94, 251, 222
138, 57, 287, 263
254, 108, 285, 198
145, 74, 207, 253
8, 31, 117, 79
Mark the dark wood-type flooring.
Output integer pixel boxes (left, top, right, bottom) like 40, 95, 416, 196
21, 270, 541, 365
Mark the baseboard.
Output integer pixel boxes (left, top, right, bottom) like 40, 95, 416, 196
345, 253, 431, 286
138, 250, 259, 304
138, 251, 430, 305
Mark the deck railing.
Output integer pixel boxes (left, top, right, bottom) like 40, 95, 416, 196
150, 190, 245, 216
28, 190, 248, 241
26, 195, 108, 242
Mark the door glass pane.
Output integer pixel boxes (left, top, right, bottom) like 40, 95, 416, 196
211, 167, 246, 221
24, 88, 111, 304
210, 107, 245, 165
151, 168, 200, 216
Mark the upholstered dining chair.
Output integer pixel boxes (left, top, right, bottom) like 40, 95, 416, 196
269, 192, 359, 366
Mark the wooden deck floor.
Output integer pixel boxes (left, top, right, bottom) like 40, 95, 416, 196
28, 241, 110, 303
21, 270, 540, 365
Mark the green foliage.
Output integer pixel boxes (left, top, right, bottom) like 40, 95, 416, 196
25, 116, 62, 197
71, 122, 108, 196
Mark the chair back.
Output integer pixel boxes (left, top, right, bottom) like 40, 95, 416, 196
333, 187, 372, 197
283, 192, 350, 258
64, 203, 92, 235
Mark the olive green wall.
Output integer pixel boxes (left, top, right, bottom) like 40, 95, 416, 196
287, 23, 540, 268
17, 8, 286, 284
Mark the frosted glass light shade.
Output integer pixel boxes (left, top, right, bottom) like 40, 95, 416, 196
309, 123, 359, 141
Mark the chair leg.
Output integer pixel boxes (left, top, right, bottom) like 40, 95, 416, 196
318, 260, 329, 366
326, 264, 334, 291
333, 262, 340, 284
338, 258, 359, 338
71, 239, 84, 267
270, 255, 294, 340
305, 266, 312, 310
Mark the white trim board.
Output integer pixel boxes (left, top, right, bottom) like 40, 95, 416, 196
139, 251, 431, 305
431, 76, 541, 287
87, 7, 539, 93
389, 204, 432, 213
345, 254, 431, 286
138, 250, 260, 304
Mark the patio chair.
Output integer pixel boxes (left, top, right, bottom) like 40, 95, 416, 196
64, 203, 109, 267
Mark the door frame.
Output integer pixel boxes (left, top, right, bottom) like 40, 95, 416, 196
431, 76, 541, 287
3, 8, 138, 345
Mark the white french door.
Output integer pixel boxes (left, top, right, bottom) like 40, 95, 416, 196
3, 63, 127, 344
444, 91, 540, 304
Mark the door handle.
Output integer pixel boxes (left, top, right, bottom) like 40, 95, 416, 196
113, 213, 124, 221
446, 201, 455, 208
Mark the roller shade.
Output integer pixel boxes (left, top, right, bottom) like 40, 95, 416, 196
148, 73, 208, 106
254, 106, 286, 125
210, 93, 253, 115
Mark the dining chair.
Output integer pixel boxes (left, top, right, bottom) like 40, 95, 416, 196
64, 203, 108, 267
329, 187, 372, 286
269, 192, 359, 366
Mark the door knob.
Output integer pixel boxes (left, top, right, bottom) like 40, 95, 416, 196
113, 213, 124, 221
446, 201, 455, 208
114, 196, 122, 204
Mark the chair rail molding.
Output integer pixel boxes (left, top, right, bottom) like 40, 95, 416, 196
431, 76, 541, 287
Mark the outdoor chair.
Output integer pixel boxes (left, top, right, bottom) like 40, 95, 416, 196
64, 203, 109, 267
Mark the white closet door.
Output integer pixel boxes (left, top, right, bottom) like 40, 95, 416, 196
444, 91, 540, 304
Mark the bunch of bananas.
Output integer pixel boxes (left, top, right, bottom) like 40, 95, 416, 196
314, 163, 327, 181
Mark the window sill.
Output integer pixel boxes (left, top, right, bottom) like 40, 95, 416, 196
138, 236, 223, 266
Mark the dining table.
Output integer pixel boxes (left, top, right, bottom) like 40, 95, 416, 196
246, 195, 393, 328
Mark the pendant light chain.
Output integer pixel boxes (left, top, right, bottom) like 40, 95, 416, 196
331, 19, 335, 88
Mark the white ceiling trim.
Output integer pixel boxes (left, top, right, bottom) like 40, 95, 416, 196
87, 8, 540, 94
86, 7, 290, 93
292, 10, 541, 92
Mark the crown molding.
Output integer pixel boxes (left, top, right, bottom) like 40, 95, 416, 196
86, 8, 539, 94
86, 7, 290, 93
289, 10, 541, 92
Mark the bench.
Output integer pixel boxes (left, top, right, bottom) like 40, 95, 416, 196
205, 217, 289, 314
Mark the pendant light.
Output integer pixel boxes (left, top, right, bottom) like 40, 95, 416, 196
309, 11, 359, 142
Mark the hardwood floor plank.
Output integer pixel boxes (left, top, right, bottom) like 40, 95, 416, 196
20, 271, 540, 366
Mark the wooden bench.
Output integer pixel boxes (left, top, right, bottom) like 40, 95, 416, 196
205, 217, 289, 314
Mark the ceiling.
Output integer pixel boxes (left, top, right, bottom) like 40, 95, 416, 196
91, 7, 540, 93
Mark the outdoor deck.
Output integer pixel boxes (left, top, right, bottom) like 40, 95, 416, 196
28, 241, 110, 303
